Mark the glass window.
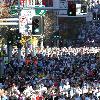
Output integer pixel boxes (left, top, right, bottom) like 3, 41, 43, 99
42, 0, 53, 7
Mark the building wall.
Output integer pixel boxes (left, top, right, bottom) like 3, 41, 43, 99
58, 17, 86, 39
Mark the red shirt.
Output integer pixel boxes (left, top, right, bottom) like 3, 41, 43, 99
36, 95, 44, 100
36, 96, 40, 100
54, 82, 58, 87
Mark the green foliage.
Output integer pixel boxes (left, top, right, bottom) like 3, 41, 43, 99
0, 26, 19, 45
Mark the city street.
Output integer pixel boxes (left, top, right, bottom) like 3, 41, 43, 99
0, 0, 100, 100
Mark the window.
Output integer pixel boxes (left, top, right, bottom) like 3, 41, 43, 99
42, 0, 53, 7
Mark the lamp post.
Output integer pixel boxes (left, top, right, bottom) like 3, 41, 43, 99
17, 42, 22, 61
0, 39, 4, 78
0, 57, 4, 78
40, 35, 44, 49
7, 28, 15, 62
94, 8, 98, 21
53, 35, 61, 47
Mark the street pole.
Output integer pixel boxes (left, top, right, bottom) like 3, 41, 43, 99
8, 44, 12, 63
33, 44, 36, 56
0, 57, 4, 78
56, 10, 59, 48
25, 42, 28, 57
17, 43, 22, 61
18, 48, 21, 60
96, 12, 97, 21
40, 16, 44, 49
57, 39, 59, 48
18, 0, 20, 9
0, 40, 4, 77
18, 0, 22, 60
94, 9, 98, 21
40, 35, 44, 49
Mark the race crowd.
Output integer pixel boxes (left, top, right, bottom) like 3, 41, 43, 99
78, 21, 100, 47
0, 46, 100, 100
0, 21, 100, 100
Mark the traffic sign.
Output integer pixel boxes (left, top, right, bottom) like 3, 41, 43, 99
10, 5, 18, 15
19, 9, 35, 35
35, 5, 46, 16
19, 16, 28, 35
19, 16, 27, 24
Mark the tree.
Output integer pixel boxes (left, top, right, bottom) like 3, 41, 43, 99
43, 11, 56, 43
0, 3, 10, 18
0, 0, 18, 18
0, 0, 18, 46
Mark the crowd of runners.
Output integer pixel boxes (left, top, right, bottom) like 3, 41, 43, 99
0, 46, 100, 100
0, 21, 100, 100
